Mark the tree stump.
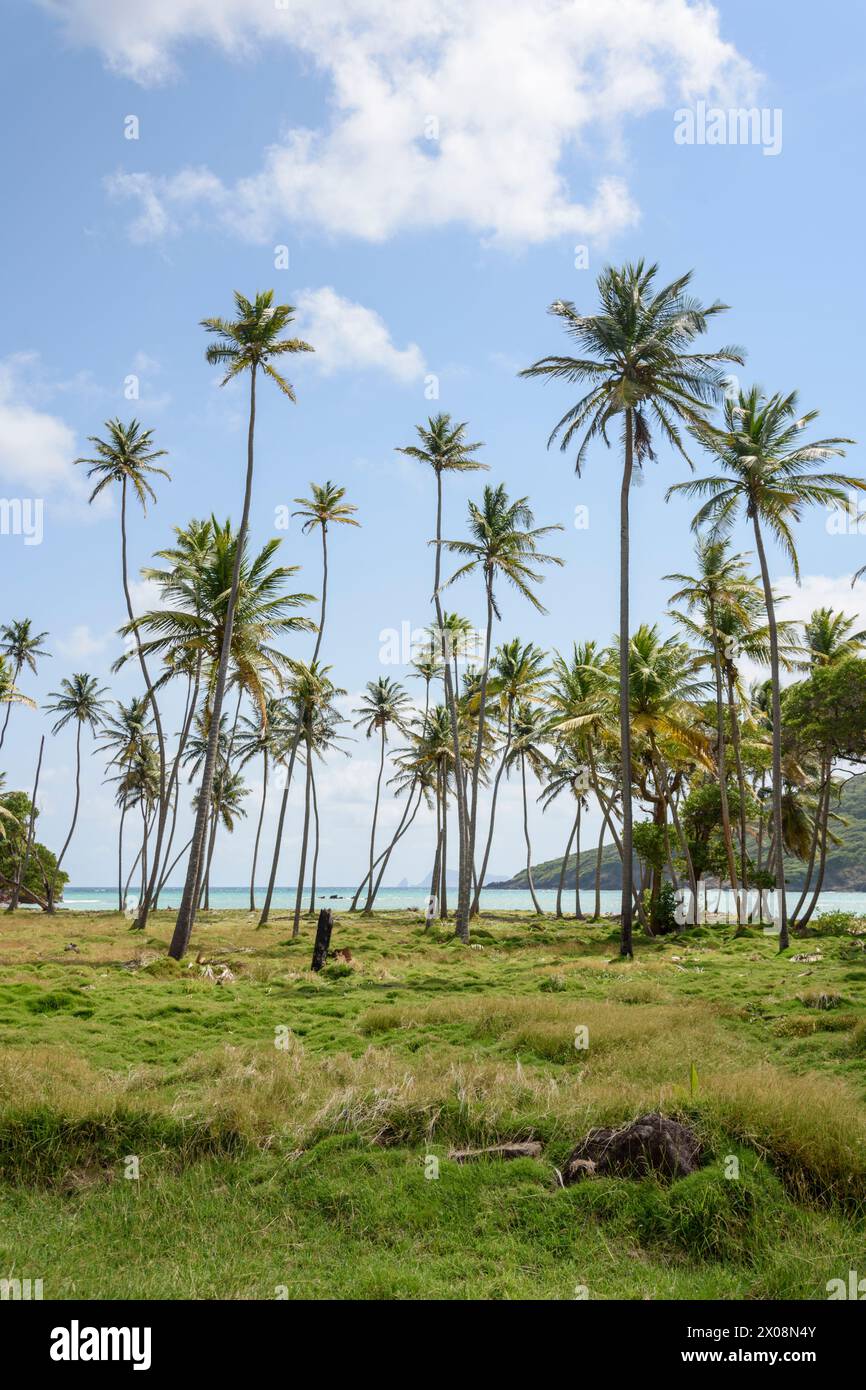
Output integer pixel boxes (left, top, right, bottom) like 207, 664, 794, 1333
311, 908, 334, 971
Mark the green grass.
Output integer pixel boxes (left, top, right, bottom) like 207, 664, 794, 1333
1, 906, 865, 1299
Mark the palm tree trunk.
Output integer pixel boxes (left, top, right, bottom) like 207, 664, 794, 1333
312, 525, 328, 663
556, 809, 578, 918
593, 817, 604, 918
249, 750, 268, 911
308, 764, 320, 914
575, 801, 583, 919
709, 596, 740, 915
117, 800, 127, 912
154, 664, 199, 899
792, 764, 830, 928
521, 752, 543, 914
258, 736, 301, 926
432, 469, 470, 941
8, 735, 44, 912
369, 786, 424, 907
440, 776, 449, 918
292, 731, 314, 937
472, 703, 512, 913
467, 575, 495, 915
362, 727, 387, 913
50, 721, 83, 912
798, 776, 833, 930
751, 511, 789, 950
726, 667, 750, 910
618, 410, 635, 956
170, 363, 258, 959
120, 478, 168, 935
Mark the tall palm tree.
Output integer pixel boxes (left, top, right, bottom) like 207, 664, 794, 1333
353, 677, 412, 914
44, 674, 109, 912
441, 483, 562, 918
669, 386, 862, 949
292, 481, 359, 664
397, 414, 487, 941
0, 655, 36, 727
521, 261, 741, 955
257, 482, 357, 925
0, 621, 48, 749
170, 291, 314, 961
75, 418, 170, 929
472, 640, 550, 911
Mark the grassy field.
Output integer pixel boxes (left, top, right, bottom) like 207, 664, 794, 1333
1, 906, 865, 1300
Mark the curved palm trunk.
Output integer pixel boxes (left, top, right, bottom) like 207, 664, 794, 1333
308, 764, 320, 914
472, 703, 513, 914
249, 750, 269, 911
440, 776, 449, 918
521, 752, 543, 914
50, 722, 84, 913
154, 664, 199, 902
593, 817, 604, 918
618, 411, 635, 956
556, 809, 578, 918
369, 787, 423, 907
432, 470, 470, 941
792, 764, 830, 928
312, 525, 328, 664
8, 735, 44, 912
292, 732, 314, 937
117, 800, 127, 912
258, 736, 301, 925
798, 776, 833, 930
119, 479, 168, 935
170, 364, 258, 959
751, 511, 789, 950
362, 728, 387, 914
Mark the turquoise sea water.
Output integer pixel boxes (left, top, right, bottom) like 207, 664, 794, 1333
51, 885, 866, 917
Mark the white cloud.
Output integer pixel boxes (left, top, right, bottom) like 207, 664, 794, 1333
294, 287, 426, 382
49, 0, 758, 246
56, 625, 111, 660
0, 354, 106, 512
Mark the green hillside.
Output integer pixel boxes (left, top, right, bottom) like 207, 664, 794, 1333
497, 773, 866, 892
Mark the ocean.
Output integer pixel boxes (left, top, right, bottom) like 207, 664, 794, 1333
51, 885, 866, 917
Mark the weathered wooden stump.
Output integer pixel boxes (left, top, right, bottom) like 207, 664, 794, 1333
311, 908, 334, 972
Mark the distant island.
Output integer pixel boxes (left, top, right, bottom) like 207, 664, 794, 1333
494, 773, 866, 893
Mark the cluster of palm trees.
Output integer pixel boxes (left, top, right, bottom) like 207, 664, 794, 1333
1, 266, 863, 960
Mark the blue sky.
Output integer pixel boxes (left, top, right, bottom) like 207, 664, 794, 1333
1, 0, 865, 889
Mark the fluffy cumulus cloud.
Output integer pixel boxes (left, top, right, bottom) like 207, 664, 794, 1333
294, 288, 426, 382
45, 0, 758, 246
0, 353, 103, 511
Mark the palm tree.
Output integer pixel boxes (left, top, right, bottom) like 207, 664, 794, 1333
44, 674, 109, 912
668, 385, 862, 948
521, 261, 742, 955
397, 414, 487, 940
257, 482, 357, 925
539, 745, 590, 918
505, 702, 552, 914
99, 695, 154, 910
665, 537, 756, 908
0, 655, 36, 727
75, 418, 170, 929
287, 663, 347, 936
235, 695, 292, 911
353, 677, 413, 915
292, 482, 359, 664
441, 483, 562, 918
0, 620, 49, 751
801, 607, 866, 668
472, 639, 549, 911
170, 291, 314, 961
